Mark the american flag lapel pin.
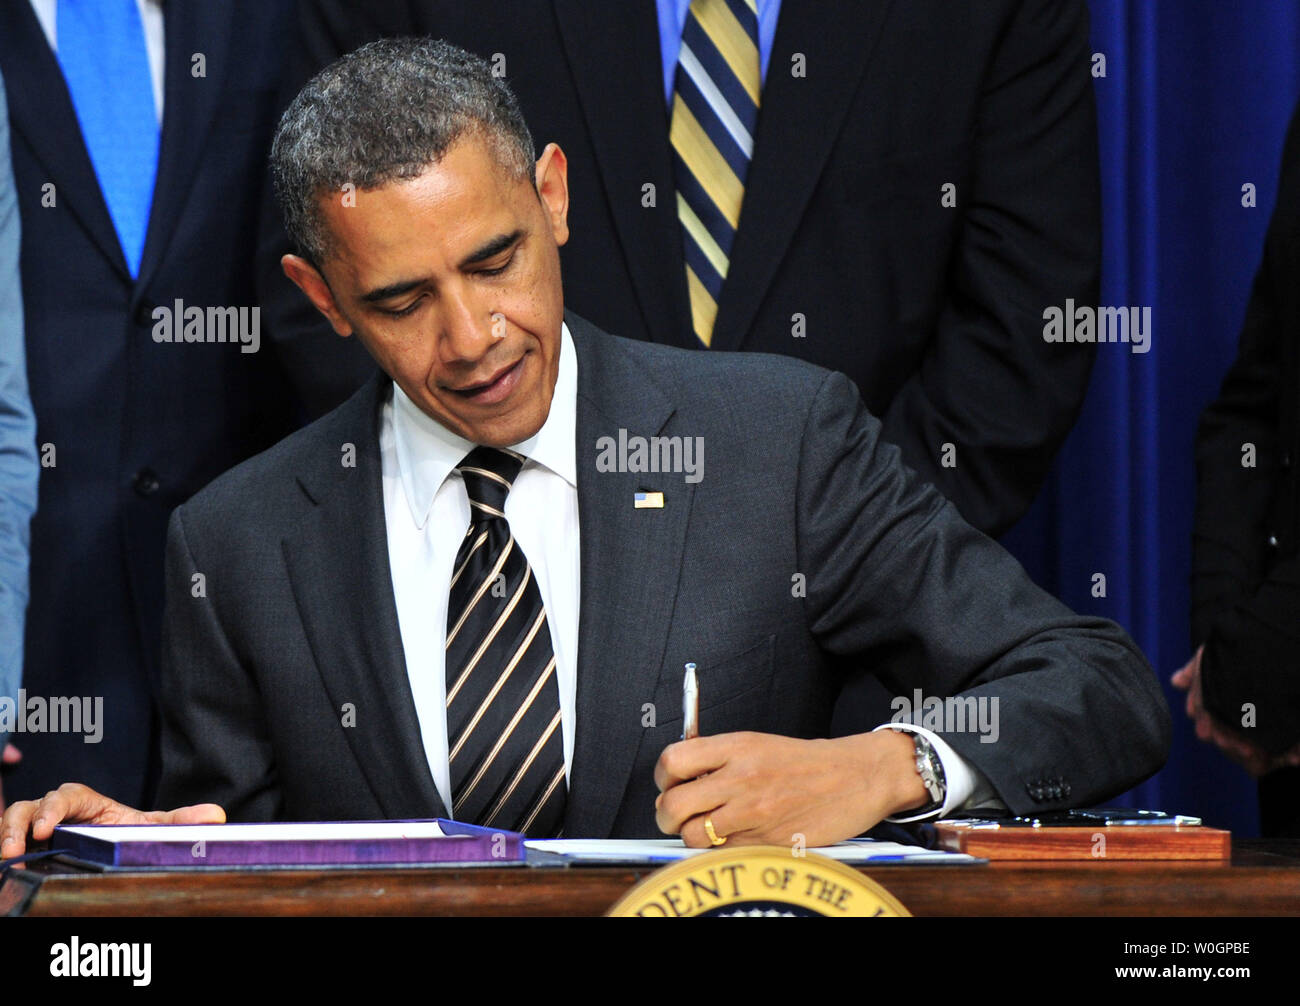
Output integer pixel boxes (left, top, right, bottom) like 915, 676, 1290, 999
634, 491, 665, 509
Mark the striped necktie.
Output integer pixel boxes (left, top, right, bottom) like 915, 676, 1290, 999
670, 0, 761, 347
445, 447, 566, 837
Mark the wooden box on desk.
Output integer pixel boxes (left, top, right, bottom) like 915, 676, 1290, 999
934, 821, 1232, 860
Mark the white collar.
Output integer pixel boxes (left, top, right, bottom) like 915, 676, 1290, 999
391, 321, 578, 528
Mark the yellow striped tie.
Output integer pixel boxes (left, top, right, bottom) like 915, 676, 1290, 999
670, 0, 761, 347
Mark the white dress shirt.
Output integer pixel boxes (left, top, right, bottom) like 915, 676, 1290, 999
30, 0, 165, 123
382, 323, 580, 815
381, 321, 1004, 824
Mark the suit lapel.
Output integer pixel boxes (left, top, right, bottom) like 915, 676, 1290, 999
564, 313, 696, 838
133, 3, 233, 296
0, 1, 130, 281
281, 373, 448, 820
550, 0, 695, 350
710, 0, 892, 351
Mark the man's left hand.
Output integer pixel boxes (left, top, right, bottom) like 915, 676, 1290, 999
653, 730, 927, 848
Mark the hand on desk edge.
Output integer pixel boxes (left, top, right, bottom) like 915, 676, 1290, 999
0, 782, 226, 863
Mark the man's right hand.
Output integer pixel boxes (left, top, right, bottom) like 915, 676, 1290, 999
0, 783, 226, 860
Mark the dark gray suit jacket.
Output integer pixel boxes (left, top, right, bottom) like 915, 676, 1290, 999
157, 312, 1169, 837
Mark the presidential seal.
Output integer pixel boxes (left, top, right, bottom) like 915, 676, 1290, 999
606, 846, 912, 917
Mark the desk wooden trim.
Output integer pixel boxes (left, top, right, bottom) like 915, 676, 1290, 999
6, 840, 1300, 917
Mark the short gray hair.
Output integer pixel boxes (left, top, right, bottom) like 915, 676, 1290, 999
270, 37, 536, 266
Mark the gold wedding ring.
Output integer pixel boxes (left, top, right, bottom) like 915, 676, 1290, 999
703, 817, 727, 846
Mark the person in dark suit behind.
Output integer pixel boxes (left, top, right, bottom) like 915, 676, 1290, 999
2, 39, 1166, 852
0, 1, 300, 808
259, 0, 1102, 541
1174, 100, 1300, 837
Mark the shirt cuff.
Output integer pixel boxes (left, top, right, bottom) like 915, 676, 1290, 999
872, 722, 1003, 823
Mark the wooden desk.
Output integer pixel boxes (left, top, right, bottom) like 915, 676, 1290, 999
5, 840, 1300, 916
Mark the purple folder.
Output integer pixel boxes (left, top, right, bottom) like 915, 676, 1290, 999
52, 819, 524, 869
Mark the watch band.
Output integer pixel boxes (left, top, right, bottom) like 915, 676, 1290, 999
910, 732, 947, 815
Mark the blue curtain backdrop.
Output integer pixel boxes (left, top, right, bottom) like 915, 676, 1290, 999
1002, 0, 1300, 836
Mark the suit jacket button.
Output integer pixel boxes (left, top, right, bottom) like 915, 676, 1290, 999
134, 300, 157, 327
133, 468, 161, 497
1267, 534, 1280, 550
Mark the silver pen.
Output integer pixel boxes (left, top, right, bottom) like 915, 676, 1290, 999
681, 662, 699, 740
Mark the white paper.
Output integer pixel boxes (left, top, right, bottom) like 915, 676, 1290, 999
524, 838, 976, 864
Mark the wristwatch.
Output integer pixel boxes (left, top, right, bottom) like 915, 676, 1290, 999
908, 732, 947, 816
